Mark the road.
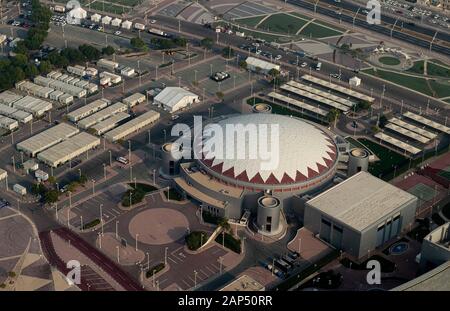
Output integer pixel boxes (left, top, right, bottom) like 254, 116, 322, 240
285, 0, 450, 56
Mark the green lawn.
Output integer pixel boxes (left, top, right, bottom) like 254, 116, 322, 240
299, 22, 343, 38
363, 68, 433, 96
258, 13, 309, 35
313, 20, 346, 33
427, 62, 450, 78
90, 2, 129, 14
246, 97, 329, 125
235, 15, 267, 28
357, 138, 408, 179
406, 60, 425, 74
429, 80, 450, 98
379, 56, 401, 66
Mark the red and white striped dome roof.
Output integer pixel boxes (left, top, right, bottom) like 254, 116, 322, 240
198, 114, 337, 186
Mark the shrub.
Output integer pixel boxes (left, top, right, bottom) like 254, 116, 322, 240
185, 231, 208, 250
145, 263, 165, 278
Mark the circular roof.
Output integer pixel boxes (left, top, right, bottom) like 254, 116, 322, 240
198, 114, 337, 186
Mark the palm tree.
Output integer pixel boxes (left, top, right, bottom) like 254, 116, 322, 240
218, 217, 231, 233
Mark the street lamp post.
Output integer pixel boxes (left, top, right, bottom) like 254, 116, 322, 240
135, 234, 139, 252
164, 247, 168, 266
116, 220, 119, 239
103, 163, 107, 180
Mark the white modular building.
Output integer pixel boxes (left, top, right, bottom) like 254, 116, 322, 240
67, 65, 86, 77
97, 59, 119, 72
59, 94, 74, 105
90, 112, 130, 135
75, 80, 89, 89
104, 110, 160, 142
85, 83, 98, 94
47, 71, 62, 80
154, 87, 199, 113
121, 20, 132, 30
17, 123, 79, 156
0, 116, 19, 131
99, 71, 122, 84
245, 57, 280, 74
37, 132, 100, 167
349, 76, 361, 87
123, 93, 145, 107
86, 67, 98, 77
0, 90, 23, 106
0, 104, 33, 123
12, 96, 52, 117
120, 67, 135, 77
0, 168, 7, 181
34, 76, 87, 98
77, 102, 128, 129
111, 18, 122, 27
67, 98, 110, 122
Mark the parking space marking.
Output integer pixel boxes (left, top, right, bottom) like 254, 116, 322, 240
168, 256, 178, 264
205, 265, 216, 274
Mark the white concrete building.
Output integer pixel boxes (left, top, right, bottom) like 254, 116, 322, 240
99, 71, 121, 84
304, 172, 418, 259
154, 87, 199, 113
90, 112, 130, 135
77, 102, 127, 129
120, 67, 135, 77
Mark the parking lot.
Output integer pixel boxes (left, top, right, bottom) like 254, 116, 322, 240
177, 57, 250, 96
63, 183, 128, 229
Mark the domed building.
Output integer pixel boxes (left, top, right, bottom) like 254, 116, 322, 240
173, 113, 339, 236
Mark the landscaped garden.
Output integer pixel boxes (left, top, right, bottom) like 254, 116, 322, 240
246, 97, 329, 125
164, 188, 183, 201
357, 138, 408, 179
146, 262, 165, 278
215, 232, 242, 254
185, 231, 208, 251
379, 56, 401, 66
122, 183, 158, 207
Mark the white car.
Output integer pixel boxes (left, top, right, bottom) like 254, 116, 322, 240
114, 30, 121, 35
171, 115, 180, 120
300, 62, 307, 68
150, 19, 156, 24
275, 55, 282, 60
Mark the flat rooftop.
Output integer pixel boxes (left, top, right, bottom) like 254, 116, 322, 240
306, 171, 417, 232
182, 164, 243, 199
392, 261, 450, 291
16, 123, 79, 155
220, 275, 265, 291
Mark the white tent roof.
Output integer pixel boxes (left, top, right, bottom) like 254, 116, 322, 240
68, 7, 87, 19
154, 87, 198, 109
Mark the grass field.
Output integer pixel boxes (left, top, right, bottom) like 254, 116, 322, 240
379, 56, 401, 66
247, 97, 328, 125
406, 60, 425, 74
428, 80, 450, 98
357, 138, 408, 178
299, 22, 343, 38
427, 62, 450, 78
90, 2, 129, 14
235, 15, 267, 28
258, 13, 309, 35
363, 68, 434, 96
313, 20, 346, 33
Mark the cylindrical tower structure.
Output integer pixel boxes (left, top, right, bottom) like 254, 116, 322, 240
252, 103, 272, 114
256, 195, 281, 235
348, 148, 369, 177
161, 142, 182, 176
